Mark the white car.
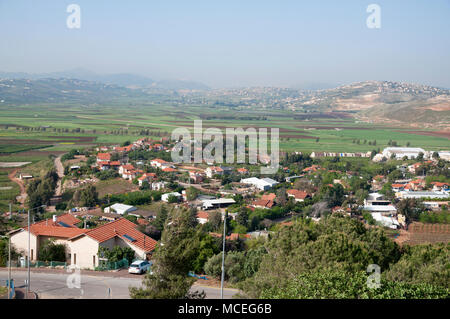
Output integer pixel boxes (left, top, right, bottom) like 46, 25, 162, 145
128, 260, 152, 274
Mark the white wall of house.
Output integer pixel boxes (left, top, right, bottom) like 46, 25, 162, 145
10, 230, 38, 261
69, 235, 100, 269
69, 235, 147, 269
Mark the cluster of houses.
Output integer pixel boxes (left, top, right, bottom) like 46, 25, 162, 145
8, 138, 450, 271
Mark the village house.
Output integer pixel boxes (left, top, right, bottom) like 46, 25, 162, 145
261, 193, 276, 201
138, 173, 157, 186
205, 166, 224, 178
150, 158, 168, 168
237, 167, 249, 175
96, 153, 111, 162
9, 214, 87, 262
189, 170, 204, 184
431, 182, 449, 192
114, 144, 134, 153
68, 218, 157, 269
196, 211, 209, 224
287, 189, 310, 202
251, 199, 275, 209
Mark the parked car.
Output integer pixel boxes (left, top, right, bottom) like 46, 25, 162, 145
128, 260, 152, 274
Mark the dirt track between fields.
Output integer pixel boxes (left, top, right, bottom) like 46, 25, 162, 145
8, 168, 26, 207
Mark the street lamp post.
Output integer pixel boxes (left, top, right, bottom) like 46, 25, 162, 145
8, 235, 11, 300
220, 211, 227, 299
1, 235, 11, 299
27, 205, 46, 297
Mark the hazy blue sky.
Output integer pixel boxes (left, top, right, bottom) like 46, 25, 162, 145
0, 0, 449, 88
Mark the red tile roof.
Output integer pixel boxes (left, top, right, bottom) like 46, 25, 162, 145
23, 214, 87, 238
261, 193, 276, 201
151, 158, 167, 164
97, 153, 111, 161
287, 189, 309, 200
137, 218, 149, 226
252, 199, 275, 209
80, 218, 157, 252
196, 211, 209, 220
162, 167, 177, 172
121, 164, 135, 171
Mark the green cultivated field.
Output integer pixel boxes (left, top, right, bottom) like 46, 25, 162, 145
0, 104, 449, 161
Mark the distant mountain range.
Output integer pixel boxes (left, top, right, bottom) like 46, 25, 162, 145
0, 68, 210, 91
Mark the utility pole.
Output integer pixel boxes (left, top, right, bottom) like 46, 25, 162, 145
220, 211, 227, 299
8, 235, 11, 299
27, 208, 30, 296
27, 205, 46, 298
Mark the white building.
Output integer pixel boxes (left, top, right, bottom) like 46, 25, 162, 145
397, 190, 449, 200
161, 192, 182, 202
371, 212, 401, 229
104, 203, 137, 215
438, 151, 450, 161
202, 198, 236, 210
240, 177, 279, 191
382, 147, 427, 160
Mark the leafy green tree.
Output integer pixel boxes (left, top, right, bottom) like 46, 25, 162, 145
185, 187, 199, 201
0, 238, 19, 267
258, 269, 449, 299
38, 239, 66, 262
236, 207, 249, 227
98, 246, 135, 263
129, 207, 205, 299
384, 243, 449, 288
80, 185, 99, 207
240, 215, 402, 298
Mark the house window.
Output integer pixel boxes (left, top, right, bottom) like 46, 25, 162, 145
31, 249, 34, 261
74, 254, 77, 264
93, 255, 96, 267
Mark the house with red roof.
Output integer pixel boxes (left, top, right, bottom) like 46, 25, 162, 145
150, 158, 168, 168
138, 173, 157, 186
196, 211, 210, 224
237, 167, 249, 174
251, 199, 275, 209
261, 193, 276, 201
431, 182, 449, 192
9, 214, 87, 262
68, 218, 157, 269
287, 189, 310, 202
97, 153, 111, 162
189, 170, 204, 184
205, 166, 224, 178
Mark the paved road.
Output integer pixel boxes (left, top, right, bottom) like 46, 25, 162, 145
0, 270, 238, 299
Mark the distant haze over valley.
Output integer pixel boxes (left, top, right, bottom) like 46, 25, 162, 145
0, 70, 449, 128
